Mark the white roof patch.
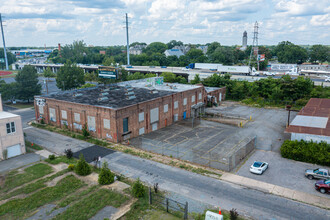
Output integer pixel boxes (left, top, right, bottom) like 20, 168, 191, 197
0, 111, 20, 120
290, 115, 328, 129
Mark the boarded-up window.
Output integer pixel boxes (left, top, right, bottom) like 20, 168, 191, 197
49, 108, 56, 122
183, 98, 187, 106
152, 123, 158, 131
174, 101, 178, 109
191, 95, 195, 103
123, 117, 128, 133
139, 112, 144, 122
74, 113, 80, 122
139, 127, 145, 135
150, 107, 159, 124
61, 110, 67, 119
103, 119, 110, 129
164, 104, 168, 113
199, 93, 202, 100
174, 114, 178, 121
39, 105, 44, 114
87, 116, 96, 132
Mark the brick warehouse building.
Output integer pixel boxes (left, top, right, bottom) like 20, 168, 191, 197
34, 77, 225, 143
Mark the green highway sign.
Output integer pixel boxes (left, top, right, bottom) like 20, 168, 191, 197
99, 70, 116, 79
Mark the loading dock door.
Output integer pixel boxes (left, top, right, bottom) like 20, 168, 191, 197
7, 144, 22, 158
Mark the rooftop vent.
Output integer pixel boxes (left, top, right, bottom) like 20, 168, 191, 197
74, 93, 83, 97
127, 95, 136, 100
101, 92, 109, 96
102, 88, 110, 92
98, 97, 109, 101
126, 91, 135, 96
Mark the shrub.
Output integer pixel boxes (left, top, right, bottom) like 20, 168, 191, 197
75, 154, 91, 176
230, 208, 239, 220
68, 164, 75, 171
82, 124, 90, 139
131, 178, 145, 198
98, 162, 115, 185
40, 118, 45, 124
48, 154, 56, 160
281, 140, 330, 166
65, 149, 73, 159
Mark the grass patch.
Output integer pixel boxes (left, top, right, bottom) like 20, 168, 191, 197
5, 103, 34, 109
0, 175, 85, 219
57, 185, 99, 208
0, 163, 53, 193
54, 188, 128, 220
1, 169, 70, 200
25, 140, 43, 151
31, 122, 110, 147
45, 156, 77, 165
123, 148, 152, 159
142, 209, 181, 220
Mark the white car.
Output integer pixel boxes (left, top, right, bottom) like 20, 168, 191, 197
325, 77, 330, 82
250, 161, 269, 174
263, 72, 275, 76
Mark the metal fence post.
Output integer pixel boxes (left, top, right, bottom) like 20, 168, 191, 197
184, 201, 188, 220
149, 187, 152, 205
166, 198, 169, 213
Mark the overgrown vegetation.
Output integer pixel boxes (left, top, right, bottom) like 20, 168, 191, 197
0, 163, 53, 193
25, 140, 43, 151
45, 155, 77, 165
281, 140, 330, 166
0, 175, 84, 219
203, 74, 329, 109
54, 188, 128, 220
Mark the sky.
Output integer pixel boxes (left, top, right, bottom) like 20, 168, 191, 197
0, 0, 329, 47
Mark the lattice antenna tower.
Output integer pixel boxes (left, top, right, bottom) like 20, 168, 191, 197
0, 13, 9, 70
248, 21, 259, 70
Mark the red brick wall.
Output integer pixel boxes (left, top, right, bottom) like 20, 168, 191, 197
34, 85, 217, 143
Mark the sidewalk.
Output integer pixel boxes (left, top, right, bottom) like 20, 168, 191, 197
221, 173, 330, 210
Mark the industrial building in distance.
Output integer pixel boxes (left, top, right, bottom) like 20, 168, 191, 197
286, 98, 330, 143
34, 77, 225, 143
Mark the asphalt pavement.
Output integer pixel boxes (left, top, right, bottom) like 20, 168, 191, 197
0, 153, 42, 174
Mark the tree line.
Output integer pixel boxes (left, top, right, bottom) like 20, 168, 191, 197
47, 40, 330, 71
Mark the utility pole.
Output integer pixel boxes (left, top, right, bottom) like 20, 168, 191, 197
248, 21, 259, 70
0, 13, 9, 70
125, 13, 130, 66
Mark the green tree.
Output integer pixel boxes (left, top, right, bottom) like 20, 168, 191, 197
132, 178, 145, 198
0, 80, 17, 102
43, 66, 56, 78
119, 68, 128, 81
206, 42, 221, 56
0, 48, 16, 66
75, 154, 91, 176
144, 42, 167, 55
176, 76, 187, 84
160, 72, 176, 83
166, 40, 183, 49
186, 49, 207, 63
127, 72, 145, 81
309, 45, 329, 63
56, 61, 85, 90
15, 65, 41, 103
191, 74, 201, 84
275, 41, 308, 64
102, 56, 115, 66
98, 162, 115, 185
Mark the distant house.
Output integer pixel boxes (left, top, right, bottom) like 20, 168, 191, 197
286, 98, 330, 144
172, 45, 191, 55
197, 45, 208, 54
164, 49, 184, 58
0, 95, 26, 160
129, 45, 147, 55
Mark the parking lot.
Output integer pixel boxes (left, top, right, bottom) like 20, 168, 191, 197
235, 150, 330, 198
206, 102, 297, 152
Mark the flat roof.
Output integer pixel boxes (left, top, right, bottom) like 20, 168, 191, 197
286, 98, 330, 137
39, 85, 176, 109
0, 111, 20, 120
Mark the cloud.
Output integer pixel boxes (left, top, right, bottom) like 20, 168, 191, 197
274, 0, 327, 17
65, 0, 125, 9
